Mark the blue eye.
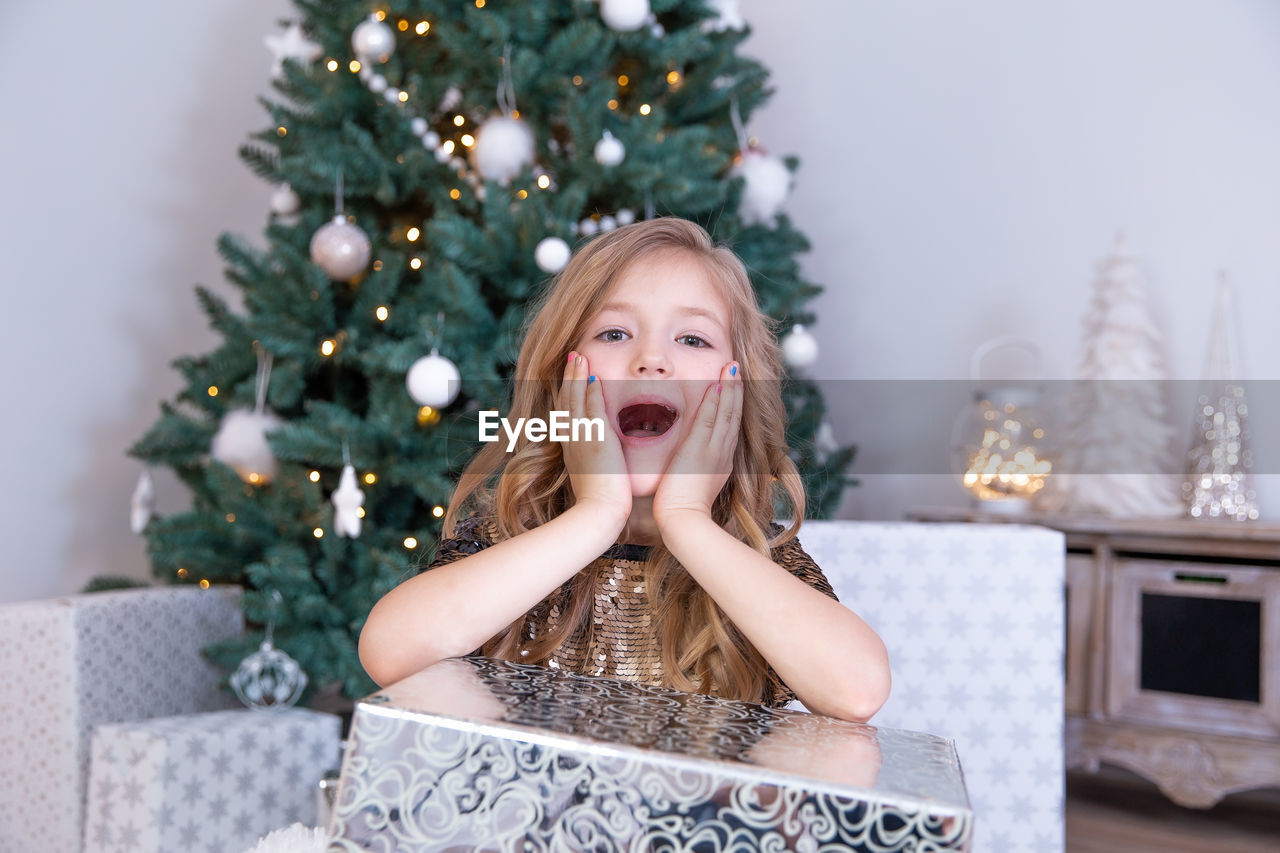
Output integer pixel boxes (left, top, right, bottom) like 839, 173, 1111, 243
678, 334, 710, 348
598, 329, 628, 343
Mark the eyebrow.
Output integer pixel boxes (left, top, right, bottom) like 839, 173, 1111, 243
597, 301, 727, 330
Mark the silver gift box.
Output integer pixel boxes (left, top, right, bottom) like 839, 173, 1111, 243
327, 657, 972, 852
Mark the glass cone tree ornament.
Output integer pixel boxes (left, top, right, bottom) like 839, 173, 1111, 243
1182, 275, 1259, 521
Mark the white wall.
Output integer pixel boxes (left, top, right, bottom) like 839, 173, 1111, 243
3, 1, 1277, 603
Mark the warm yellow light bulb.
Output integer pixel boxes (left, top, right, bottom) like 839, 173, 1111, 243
321, 339, 337, 356
225, 513, 236, 523
572, 75, 583, 86
375, 10, 386, 20
276, 127, 287, 137
349, 60, 362, 73
375, 306, 389, 321
364, 473, 377, 485
416, 21, 429, 35
537, 174, 550, 189
639, 103, 651, 116
410, 257, 422, 269
177, 568, 189, 579
453, 114, 466, 127
248, 473, 262, 484
326, 59, 339, 72
432, 505, 445, 518
607, 99, 619, 111
207, 385, 218, 397
313, 527, 324, 539
397, 91, 409, 103
309, 470, 321, 483
449, 188, 461, 200
442, 139, 456, 154
199, 579, 210, 590
475, 0, 485, 7
406, 226, 420, 241
460, 133, 474, 147
397, 19, 409, 31
517, 189, 528, 199
357, 507, 366, 518
372, 259, 383, 271
667, 71, 681, 85
404, 537, 418, 549
618, 74, 629, 87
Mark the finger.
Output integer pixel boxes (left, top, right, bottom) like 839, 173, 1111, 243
711, 363, 743, 448
695, 380, 721, 435
558, 350, 577, 411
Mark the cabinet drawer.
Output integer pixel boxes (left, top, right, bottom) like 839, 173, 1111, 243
1106, 558, 1280, 738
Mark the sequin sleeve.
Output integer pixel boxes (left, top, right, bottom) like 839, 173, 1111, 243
763, 531, 840, 709
420, 515, 497, 573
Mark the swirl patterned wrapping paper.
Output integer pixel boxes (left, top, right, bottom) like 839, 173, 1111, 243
327, 657, 972, 852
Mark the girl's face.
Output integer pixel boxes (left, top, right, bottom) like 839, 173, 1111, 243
574, 251, 735, 497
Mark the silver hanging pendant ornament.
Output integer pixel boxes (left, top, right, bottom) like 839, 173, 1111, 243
230, 591, 308, 710
130, 470, 155, 534
310, 170, 371, 281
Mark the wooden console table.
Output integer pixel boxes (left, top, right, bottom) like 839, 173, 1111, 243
909, 507, 1280, 808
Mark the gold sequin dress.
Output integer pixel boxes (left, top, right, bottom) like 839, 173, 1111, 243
423, 514, 840, 709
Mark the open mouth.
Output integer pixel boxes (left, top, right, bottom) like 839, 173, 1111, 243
618, 403, 678, 438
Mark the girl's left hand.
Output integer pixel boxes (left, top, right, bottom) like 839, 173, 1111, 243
652, 362, 742, 527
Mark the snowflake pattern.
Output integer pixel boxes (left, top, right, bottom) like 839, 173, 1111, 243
800, 520, 1065, 853
82, 708, 340, 852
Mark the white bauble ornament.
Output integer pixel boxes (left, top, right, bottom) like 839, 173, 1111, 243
439, 86, 463, 112
616, 208, 636, 226
130, 470, 155, 534
367, 74, 387, 94
594, 131, 626, 167
600, 0, 650, 31
578, 217, 599, 236
383, 87, 402, 104
211, 408, 285, 483
310, 216, 371, 280
331, 464, 365, 538
270, 184, 300, 216
406, 350, 462, 408
422, 131, 440, 148
352, 16, 396, 64
470, 115, 535, 184
410, 117, 428, 136
781, 324, 819, 369
535, 236, 571, 274
702, 0, 746, 32
599, 215, 617, 232
735, 150, 792, 226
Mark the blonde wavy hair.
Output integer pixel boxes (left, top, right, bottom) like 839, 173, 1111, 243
442, 217, 807, 704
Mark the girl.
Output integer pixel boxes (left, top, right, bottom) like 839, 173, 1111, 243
359, 218, 890, 722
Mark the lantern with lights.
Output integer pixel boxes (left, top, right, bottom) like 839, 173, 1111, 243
950, 338, 1054, 512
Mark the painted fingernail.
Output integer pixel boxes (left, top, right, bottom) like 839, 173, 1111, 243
730, 364, 737, 377
588, 375, 596, 384
716, 384, 722, 393
568, 352, 576, 364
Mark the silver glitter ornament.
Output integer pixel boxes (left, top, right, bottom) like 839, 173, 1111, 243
230, 592, 308, 710
310, 215, 371, 280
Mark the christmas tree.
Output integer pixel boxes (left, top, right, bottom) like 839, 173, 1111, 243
130, 0, 854, 702
1049, 233, 1181, 517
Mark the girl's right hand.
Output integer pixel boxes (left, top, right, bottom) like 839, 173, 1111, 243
559, 352, 632, 524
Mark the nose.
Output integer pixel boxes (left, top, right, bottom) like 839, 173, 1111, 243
631, 341, 671, 376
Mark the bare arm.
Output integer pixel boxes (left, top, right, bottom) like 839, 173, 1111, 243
358, 500, 626, 686
660, 512, 891, 723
